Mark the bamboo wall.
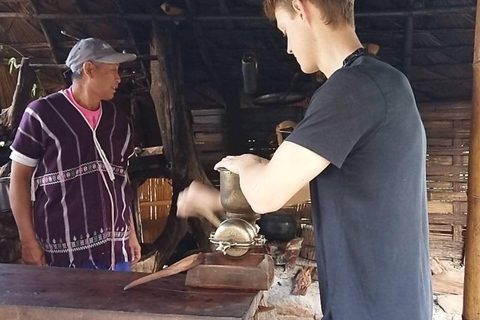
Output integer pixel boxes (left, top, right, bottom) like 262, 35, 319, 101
137, 178, 172, 243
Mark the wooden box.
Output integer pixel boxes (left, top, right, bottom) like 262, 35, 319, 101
185, 253, 274, 290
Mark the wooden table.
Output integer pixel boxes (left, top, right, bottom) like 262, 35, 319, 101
0, 263, 263, 320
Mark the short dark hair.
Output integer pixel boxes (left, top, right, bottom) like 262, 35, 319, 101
263, 0, 355, 27
71, 70, 82, 82
70, 61, 102, 83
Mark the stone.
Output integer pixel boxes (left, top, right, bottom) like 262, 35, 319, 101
431, 257, 451, 275
267, 267, 322, 318
437, 294, 463, 315
432, 270, 464, 295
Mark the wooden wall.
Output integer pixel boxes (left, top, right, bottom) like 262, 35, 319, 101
421, 101, 469, 260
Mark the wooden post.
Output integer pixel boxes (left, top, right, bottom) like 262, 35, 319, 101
0, 57, 36, 179
150, 23, 212, 269
464, 2, 480, 319
0, 58, 35, 133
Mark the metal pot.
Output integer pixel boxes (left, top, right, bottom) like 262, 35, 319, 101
218, 168, 254, 214
257, 211, 297, 242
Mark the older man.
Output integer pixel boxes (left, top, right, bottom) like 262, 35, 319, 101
9, 38, 141, 271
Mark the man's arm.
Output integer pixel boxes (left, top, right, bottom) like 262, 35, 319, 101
129, 213, 141, 265
10, 160, 46, 265
216, 141, 329, 213
286, 184, 310, 206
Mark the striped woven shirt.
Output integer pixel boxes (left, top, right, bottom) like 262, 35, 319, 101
10, 91, 134, 268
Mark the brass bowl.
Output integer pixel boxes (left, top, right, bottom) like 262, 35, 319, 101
218, 168, 254, 214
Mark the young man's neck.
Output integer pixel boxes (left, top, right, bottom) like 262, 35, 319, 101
313, 25, 363, 78
71, 82, 101, 111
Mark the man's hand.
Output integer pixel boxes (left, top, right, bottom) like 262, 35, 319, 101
214, 154, 269, 174
21, 240, 47, 266
177, 181, 223, 222
129, 229, 141, 265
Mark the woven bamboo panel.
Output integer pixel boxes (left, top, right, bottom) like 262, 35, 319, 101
421, 101, 469, 260
137, 178, 172, 243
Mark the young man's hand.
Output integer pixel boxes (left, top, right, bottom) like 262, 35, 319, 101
214, 154, 269, 174
177, 181, 223, 221
21, 240, 47, 266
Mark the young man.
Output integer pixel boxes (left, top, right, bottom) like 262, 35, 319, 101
177, 0, 432, 319
9, 38, 141, 271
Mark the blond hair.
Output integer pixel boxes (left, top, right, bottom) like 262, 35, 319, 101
263, 0, 355, 27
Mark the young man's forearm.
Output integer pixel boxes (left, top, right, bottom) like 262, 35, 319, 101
286, 184, 311, 205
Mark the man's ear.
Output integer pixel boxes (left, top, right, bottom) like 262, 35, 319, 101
83, 61, 95, 78
291, 0, 308, 21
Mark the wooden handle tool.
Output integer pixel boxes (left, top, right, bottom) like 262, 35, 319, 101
124, 253, 205, 291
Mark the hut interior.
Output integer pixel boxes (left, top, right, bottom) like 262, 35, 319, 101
0, 0, 475, 282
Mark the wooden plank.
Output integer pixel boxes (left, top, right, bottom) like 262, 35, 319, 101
191, 109, 225, 116
423, 120, 453, 130
420, 109, 471, 121
195, 142, 227, 152
426, 129, 470, 139
427, 147, 469, 156
432, 270, 464, 295
428, 192, 467, 201
427, 181, 453, 189
426, 155, 453, 166
428, 202, 454, 214
429, 213, 467, 226
461, 202, 469, 214
0, 264, 262, 320
194, 133, 226, 143
192, 123, 226, 133
429, 224, 454, 232
427, 165, 468, 175
192, 115, 225, 124
427, 139, 454, 147
419, 101, 470, 111
453, 224, 463, 242
430, 233, 454, 241
427, 175, 468, 183
429, 240, 464, 260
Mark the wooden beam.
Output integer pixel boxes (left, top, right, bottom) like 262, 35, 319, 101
73, 0, 88, 14
115, 0, 150, 89
28, 0, 62, 64
403, 0, 414, 79
150, 23, 212, 269
185, 0, 221, 87
218, 0, 234, 29
464, 0, 480, 318
0, 5, 475, 20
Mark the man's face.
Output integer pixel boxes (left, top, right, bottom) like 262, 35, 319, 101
275, 7, 319, 74
87, 62, 121, 101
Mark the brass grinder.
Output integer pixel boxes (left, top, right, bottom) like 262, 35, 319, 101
209, 168, 266, 257
124, 169, 273, 292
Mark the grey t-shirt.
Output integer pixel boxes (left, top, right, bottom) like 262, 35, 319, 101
287, 55, 432, 320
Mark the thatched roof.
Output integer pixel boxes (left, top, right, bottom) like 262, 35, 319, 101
0, 0, 476, 110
